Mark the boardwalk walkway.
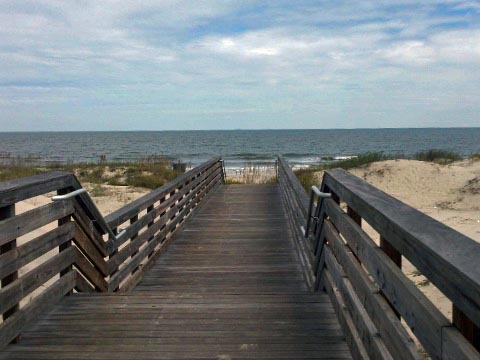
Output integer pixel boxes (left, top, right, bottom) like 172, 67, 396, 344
0, 184, 351, 359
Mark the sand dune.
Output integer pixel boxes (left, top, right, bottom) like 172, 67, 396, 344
347, 158, 480, 241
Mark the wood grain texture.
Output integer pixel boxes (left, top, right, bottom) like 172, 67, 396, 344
0, 184, 351, 359
323, 168, 480, 330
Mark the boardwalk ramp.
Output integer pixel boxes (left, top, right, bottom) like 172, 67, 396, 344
1, 157, 480, 359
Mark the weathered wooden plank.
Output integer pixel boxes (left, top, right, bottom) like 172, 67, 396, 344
0, 203, 19, 339
73, 271, 95, 293
111, 166, 221, 249
324, 168, 480, 330
323, 199, 475, 359
324, 221, 421, 360
0, 270, 75, 348
324, 246, 394, 360
322, 269, 369, 360
72, 226, 108, 277
70, 201, 109, 257
0, 172, 74, 208
105, 158, 221, 228
113, 173, 223, 291
0, 246, 75, 314
0, 222, 75, 280
443, 326, 480, 360
0, 200, 74, 247
73, 248, 108, 292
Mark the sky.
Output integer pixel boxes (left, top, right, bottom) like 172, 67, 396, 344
0, 0, 479, 131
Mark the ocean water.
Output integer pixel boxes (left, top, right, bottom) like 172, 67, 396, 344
0, 128, 479, 168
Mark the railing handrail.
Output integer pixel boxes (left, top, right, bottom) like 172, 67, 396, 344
105, 157, 221, 228
323, 168, 480, 329
277, 156, 480, 359
304, 185, 331, 237
0, 157, 225, 348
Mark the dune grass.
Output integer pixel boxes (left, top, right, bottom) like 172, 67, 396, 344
0, 156, 181, 190
414, 149, 462, 164
294, 149, 465, 193
469, 153, 480, 161
294, 152, 388, 192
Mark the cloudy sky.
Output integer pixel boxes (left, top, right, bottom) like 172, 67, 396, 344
1, 1, 479, 131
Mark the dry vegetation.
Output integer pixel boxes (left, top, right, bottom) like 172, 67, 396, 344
0, 155, 181, 191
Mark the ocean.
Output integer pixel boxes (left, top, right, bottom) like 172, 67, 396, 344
0, 128, 479, 169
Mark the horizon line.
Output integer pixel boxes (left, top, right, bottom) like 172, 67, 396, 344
1, 126, 479, 133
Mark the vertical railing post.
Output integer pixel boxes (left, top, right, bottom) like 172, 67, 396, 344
379, 237, 402, 267
146, 204, 155, 259
275, 159, 278, 182
347, 206, 361, 226
453, 306, 480, 351
57, 188, 73, 281
109, 227, 119, 292
0, 203, 19, 342
130, 214, 139, 275
380, 236, 402, 318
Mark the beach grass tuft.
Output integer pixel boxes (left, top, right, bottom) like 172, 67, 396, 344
469, 153, 480, 161
414, 149, 462, 164
0, 165, 46, 182
294, 152, 387, 192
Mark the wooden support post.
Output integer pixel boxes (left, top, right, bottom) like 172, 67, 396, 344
147, 205, 155, 259
331, 192, 340, 204
57, 188, 73, 277
379, 236, 402, 267
346, 206, 362, 265
130, 214, 139, 275
453, 305, 480, 351
57, 188, 73, 295
0, 204, 20, 342
380, 236, 402, 318
347, 206, 361, 226
109, 227, 119, 292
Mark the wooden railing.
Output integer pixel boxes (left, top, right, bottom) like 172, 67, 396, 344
0, 158, 224, 348
278, 156, 480, 360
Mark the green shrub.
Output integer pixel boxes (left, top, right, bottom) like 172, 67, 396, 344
414, 150, 462, 164
326, 152, 386, 170
125, 174, 166, 189
469, 153, 480, 161
0, 166, 46, 182
294, 169, 318, 193
293, 152, 387, 193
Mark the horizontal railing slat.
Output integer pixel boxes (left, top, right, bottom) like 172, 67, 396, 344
323, 245, 393, 360
0, 246, 75, 314
105, 157, 220, 229
323, 217, 423, 360
0, 172, 75, 208
0, 200, 74, 247
324, 168, 480, 330
0, 222, 75, 280
0, 270, 76, 348
278, 155, 480, 358
0, 157, 225, 352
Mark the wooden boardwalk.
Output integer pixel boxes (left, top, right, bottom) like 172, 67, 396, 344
0, 185, 351, 359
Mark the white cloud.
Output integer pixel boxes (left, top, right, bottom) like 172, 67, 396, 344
0, 0, 479, 129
